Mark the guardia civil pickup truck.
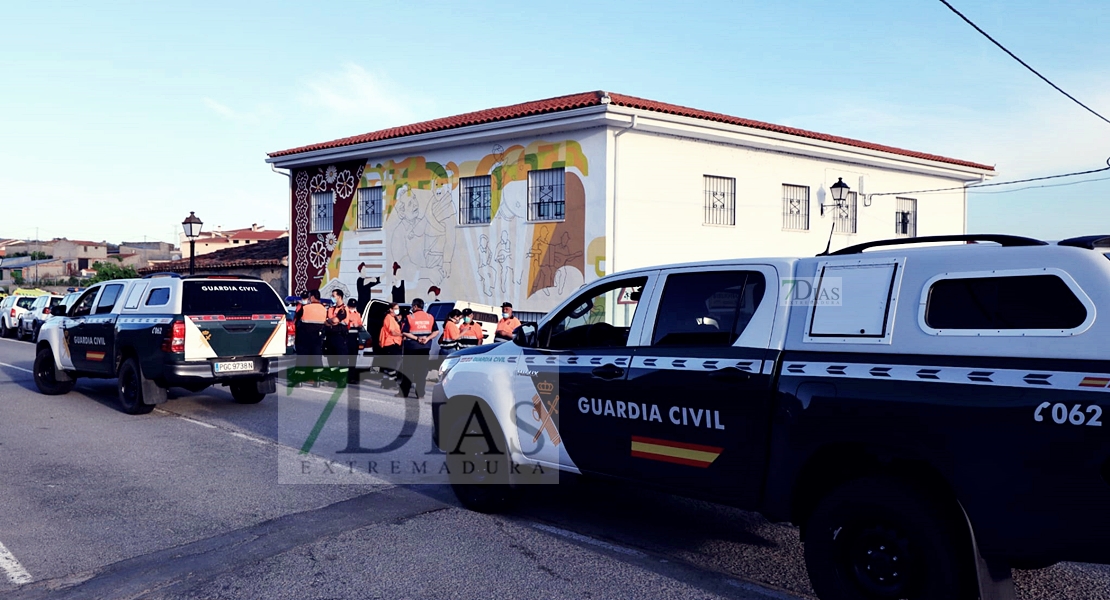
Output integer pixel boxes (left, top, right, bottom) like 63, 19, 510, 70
435, 234, 1110, 600
34, 274, 293, 414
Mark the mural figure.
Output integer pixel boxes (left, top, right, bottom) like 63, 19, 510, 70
355, 263, 381, 314
495, 230, 517, 294
534, 231, 584, 296
389, 181, 456, 287
391, 262, 406, 304
477, 235, 496, 298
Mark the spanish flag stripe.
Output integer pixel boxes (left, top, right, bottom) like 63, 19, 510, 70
631, 441, 720, 464
86, 351, 105, 362
631, 450, 714, 469
1079, 377, 1110, 388
631, 435, 723, 454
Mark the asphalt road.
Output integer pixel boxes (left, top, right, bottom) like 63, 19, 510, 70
0, 336, 1108, 599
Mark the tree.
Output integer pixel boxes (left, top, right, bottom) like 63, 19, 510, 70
29, 251, 51, 260
88, 261, 138, 284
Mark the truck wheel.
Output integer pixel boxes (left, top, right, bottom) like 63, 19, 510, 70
34, 347, 75, 395
230, 382, 266, 404
803, 477, 976, 600
118, 357, 155, 415
443, 398, 517, 513
0, 320, 9, 338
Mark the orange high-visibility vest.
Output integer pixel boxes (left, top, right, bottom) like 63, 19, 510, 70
345, 310, 363, 329
458, 322, 484, 345
301, 302, 327, 323
406, 310, 435, 336
379, 315, 402, 348
496, 317, 521, 339
442, 320, 461, 343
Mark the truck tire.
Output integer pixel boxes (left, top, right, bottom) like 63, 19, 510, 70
0, 319, 9, 338
117, 357, 155, 415
803, 476, 976, 600
230, 382, 266, 404
33, 347, 75, 395
443, 397, 517, 513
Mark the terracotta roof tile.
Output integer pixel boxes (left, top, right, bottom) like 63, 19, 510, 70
137, 238, 287, 274
268, 90, 993, 171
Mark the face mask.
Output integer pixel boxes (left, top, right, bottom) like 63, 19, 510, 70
301, 299, 309, 305
502, 312, 510, 319
463, 317, 471, 324
392, 309, 400, 316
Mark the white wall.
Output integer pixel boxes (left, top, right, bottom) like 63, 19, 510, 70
610, 130, 970, 272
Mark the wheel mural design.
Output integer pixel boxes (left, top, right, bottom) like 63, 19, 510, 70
325, 165, 338, 183
309, 174, 327, 193
324, 233, 338, 251
308, 240, 328, 269
334, 170, 356, 199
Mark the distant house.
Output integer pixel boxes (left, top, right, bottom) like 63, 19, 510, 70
119, 241, 179, 262
138, 237, 289, 296
179, 224, 288, 259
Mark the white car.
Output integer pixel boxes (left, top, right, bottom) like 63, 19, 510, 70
18, 294, 63, 341
0, 295, 37, 338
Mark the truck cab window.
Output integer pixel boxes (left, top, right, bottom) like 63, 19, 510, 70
95, 284, 124, 315
652, 271, 766, 346
546, 277, 647, 350
69, 287, 100, 318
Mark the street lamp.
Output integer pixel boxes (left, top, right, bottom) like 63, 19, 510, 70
822, 177, 851, 216
181, 212, 204, 275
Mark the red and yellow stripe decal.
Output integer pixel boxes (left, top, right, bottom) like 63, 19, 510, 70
630, 436, 723, 468
86, 351, 105, 362
1079, 377, 1110, 388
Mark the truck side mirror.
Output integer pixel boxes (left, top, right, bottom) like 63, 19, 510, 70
513, 322, 537, 348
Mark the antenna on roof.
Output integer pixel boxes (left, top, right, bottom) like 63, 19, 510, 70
818, 221, 836, 256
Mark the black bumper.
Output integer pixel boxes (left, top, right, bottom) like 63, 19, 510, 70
160, 356, 293, 387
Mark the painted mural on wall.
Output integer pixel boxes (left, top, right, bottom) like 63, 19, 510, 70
290, 139, 601, 313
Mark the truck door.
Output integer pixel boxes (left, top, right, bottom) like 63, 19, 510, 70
515, 275, 654, 476
624, 267, 778, 508
65, 285, 105, 372
87, 283, 124, 374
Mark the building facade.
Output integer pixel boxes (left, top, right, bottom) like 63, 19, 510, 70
179, 225, 288, 258
267, 91, 993, 314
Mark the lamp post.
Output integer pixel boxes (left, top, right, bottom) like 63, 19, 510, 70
824, 177, 850, 216
181, 212, 204, 275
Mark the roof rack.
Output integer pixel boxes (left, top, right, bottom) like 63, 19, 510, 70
826, 234, 1048, 256
183, 274, 265, 281
1057, 235, 1110, 250
141, 272, 184, 279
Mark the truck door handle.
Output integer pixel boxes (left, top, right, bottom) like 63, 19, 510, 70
591, 364, 625, 380
709, 367, 751, 383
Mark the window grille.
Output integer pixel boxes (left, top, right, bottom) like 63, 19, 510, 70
895, 197, 917, 237
527, 168, 565, 221
459, 176, 492, 224
704, 175, 736, 226
357, 187, 382, 230
782, 184, 810, 230
833, 191, 857, 234
311, 192, 333, 233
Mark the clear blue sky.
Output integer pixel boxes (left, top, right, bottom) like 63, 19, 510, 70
2, 0, 1108, 244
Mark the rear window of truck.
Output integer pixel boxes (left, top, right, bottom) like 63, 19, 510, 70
182, 281, 283, 315
16, 297, 36, 310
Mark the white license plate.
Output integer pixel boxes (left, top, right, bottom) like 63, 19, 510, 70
214, 360, 254, 374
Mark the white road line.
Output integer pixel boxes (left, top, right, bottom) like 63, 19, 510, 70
726, 579, 805, 600
156, 410, 217, 429
0, 362, 32, 374
0, 540, 32, 585
531, 524, 647, 557
301, 386, 396, 406
228, 431, 268, 445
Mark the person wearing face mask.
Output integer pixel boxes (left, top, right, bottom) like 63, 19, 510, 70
377, 302, 403, 388
495, 302, 521, 342
400, 298, 438, 399
457, 308, 484, 347
324, 289, 350, 366
439, 309, 463, 355
298, 290, 328, 367
344, 298, 364, 384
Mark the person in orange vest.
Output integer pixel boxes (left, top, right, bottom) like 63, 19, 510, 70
439, 309, 463, 355
400, 298, 438, 399
495, 302, 521, 342
457, 308, 484, 347
377, 302, 403, 388
298, 290, 328, 367
343, 298, 364, 383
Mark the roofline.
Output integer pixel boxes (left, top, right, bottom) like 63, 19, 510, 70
267, 91, 994, 176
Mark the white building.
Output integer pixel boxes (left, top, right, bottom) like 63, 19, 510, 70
267, 91, 993, 315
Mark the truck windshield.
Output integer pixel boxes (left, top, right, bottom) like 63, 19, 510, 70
182, 281, 284, 315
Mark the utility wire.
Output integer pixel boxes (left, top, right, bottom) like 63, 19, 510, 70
939, 0, 1110, 126
867, 156, 1110, 198
967, 174, 1110, 194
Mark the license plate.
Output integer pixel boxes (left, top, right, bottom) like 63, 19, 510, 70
214, 360, 254, 374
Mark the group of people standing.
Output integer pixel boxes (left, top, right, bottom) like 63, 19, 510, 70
295, 292, 524, 400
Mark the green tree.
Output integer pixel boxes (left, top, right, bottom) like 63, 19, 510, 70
29, 251, 51, 260
88, 261, 138, 284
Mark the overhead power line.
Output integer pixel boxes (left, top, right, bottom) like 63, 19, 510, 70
867, 156, 1110, 198
938, 0, 1110, 126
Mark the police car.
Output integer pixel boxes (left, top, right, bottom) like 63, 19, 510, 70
33, 273, 293, 414
434, 234, 1110, 600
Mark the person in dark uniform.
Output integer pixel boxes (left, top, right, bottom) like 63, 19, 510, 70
293, 291, 310, 355
344, 298, 364, 384
298, 290, 327, 367
400, 298, 438, 399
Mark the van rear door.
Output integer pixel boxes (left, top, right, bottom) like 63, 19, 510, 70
181, 280, 287, 367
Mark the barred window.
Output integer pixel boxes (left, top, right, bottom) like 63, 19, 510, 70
895, 197, 917, 237
357, 187, 383, 230
311, 192, 333, 233
704, 175, 736, 226
834, 191, 857, 234
459, 176, 492, 225
782, 184, 810, 230
528, 168, 565, 221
